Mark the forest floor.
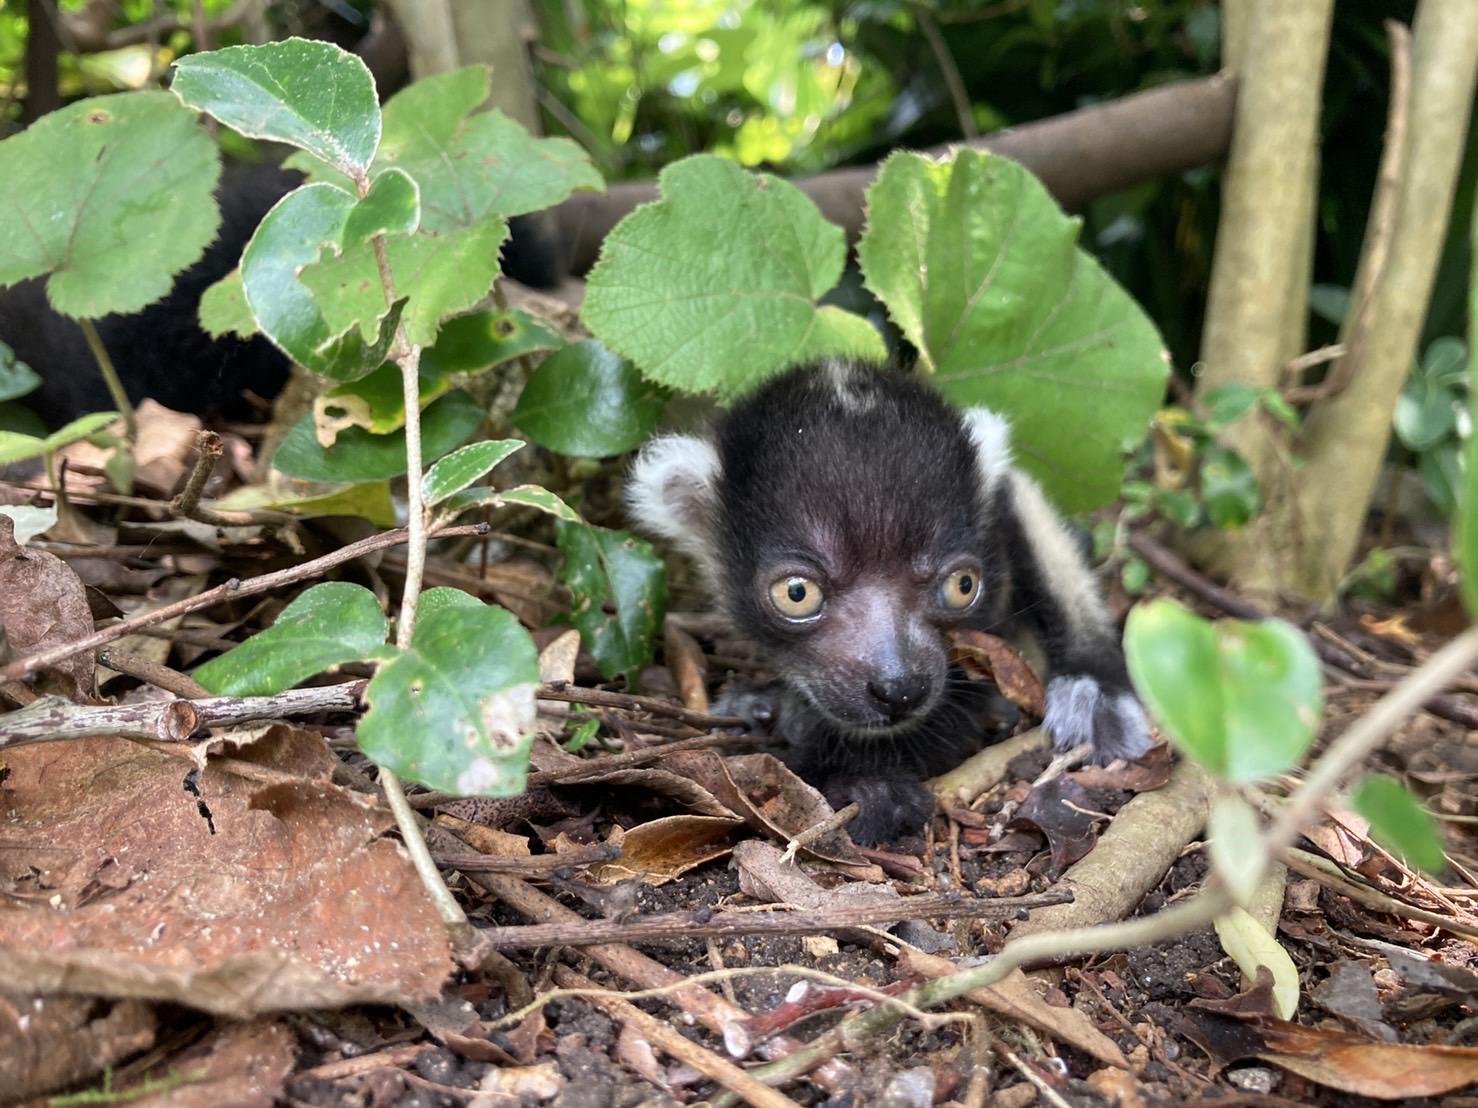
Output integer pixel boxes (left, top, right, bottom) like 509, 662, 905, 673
3, 396, 1478, 1108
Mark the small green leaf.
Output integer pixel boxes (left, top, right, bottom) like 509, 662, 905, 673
0, 504, 57, 544
240, 182, 403, 380
583, 154, 883, 397
857, 149, 1168, 511
0, 341, 39, 401
1213, 907, 1300, 1019
421, 309, 564, 376
171, 39, 380, 176
513, 340, 665, 457
343, 167, 420, 249
1353, 775, 1446, 874
1125, 598, 1321, 781
198, 269, 258, 339
556, 522, 665, 684
1201, 445, 1260, 528
1307, 284, 1350, 326
212, 480, 398, 528
193, 581, 389, 696
422, 439, 525, 507
359, 589, 540, 796
439, 484, 583, 524
0, 410, 120, 465
272, 389, 484, 482
0, 92, 221, 318
1201, 384, 1260, 428
1208, 794, 1266, 905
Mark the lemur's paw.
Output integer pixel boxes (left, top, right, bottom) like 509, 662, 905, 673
822, 776, 934, 847
1043, 675, 1152, 763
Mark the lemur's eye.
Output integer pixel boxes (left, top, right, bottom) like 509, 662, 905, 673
769, 576, 824, 620
940, 566, 981, 611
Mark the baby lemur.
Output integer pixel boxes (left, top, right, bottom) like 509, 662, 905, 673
627, 361, 1151, 844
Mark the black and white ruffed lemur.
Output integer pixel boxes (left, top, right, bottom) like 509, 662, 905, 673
625, 360, 1153, 845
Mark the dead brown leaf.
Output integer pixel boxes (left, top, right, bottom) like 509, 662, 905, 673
590, 814, 743, 885
0, 512, 96, 699
948, 629, 1045, 717
0, 992, 157, 1101
663, 620, 710, 713
129, 1019, 297, 1108
0, 726, 452, 1017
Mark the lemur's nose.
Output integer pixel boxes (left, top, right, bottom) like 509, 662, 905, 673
867, 674, 931, 720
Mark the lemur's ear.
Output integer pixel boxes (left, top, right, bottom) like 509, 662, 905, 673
960, 408, 1013, 492
625, 434, 724, 582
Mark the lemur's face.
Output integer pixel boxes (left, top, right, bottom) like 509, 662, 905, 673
743, 556, 986, 733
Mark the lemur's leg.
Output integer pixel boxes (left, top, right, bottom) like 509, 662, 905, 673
997, 470, 1152, 762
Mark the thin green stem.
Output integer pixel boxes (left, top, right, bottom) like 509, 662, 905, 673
76, 316, 136, 443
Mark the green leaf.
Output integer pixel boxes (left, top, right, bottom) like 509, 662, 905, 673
1201, 384, 1260, 428
0, 504, 57, 545
1307, 284, 1350, 326
0, 341, 40, 401
1353, 775, 1446, 874
421, 309, 565, 376
1213, 907, 1300, 1020
171, 39, 380, 176
858, 149, 1168, 512
198, 270, 258, 339
556, 522, 665, 684
300, 212, 508, 347
240, 181, 403, 380
422, 439, 525, 507
513, 340, 665, 457
315, 361, 457, 439
1208, 794, 1266, 905
0, 92, 221, 318
213, 480, 398, 528
440, 484, 583, 524
193, 581, 389, 696
582, 154, 884, 397
1124, 598, 1321, 781
1201, 445, 1260, 528
272, 389, 484, 482
359, 588, 540, 796
0, 410, 120, 465
343, 167, 420, 249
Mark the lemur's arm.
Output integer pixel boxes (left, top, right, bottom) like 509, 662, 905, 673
996, 469, 1151, 761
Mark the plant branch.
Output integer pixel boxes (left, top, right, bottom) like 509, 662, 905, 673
76, 317, 136, 443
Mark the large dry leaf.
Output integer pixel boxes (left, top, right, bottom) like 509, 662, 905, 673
0, 512, 95, 698
129, 1019, 297, 1108
0, 993, 157, 1101
589, 814, 743, 886
0, 726, 452, 1017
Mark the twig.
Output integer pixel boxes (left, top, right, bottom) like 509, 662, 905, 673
432, 842, 622, 874
1003, 1049, 1074, 1108
169, 431, 287, 527
0, 682, 364, 747
553, 966, 802, 1108
913, 2, 977, 139
0, 523, 490, 682
478, 890, 1072, 950
780, 802, 858, 864
539, 682, 746, 729
1281, 847, 1478, 942
75, 318, 135, 444
96, 648, 209, 699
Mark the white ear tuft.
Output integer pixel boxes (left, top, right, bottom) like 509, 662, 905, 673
624, 434, 722, 577
961, 407, 1013, 490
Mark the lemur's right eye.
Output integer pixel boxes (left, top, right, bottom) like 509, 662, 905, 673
769, 576, 824, 620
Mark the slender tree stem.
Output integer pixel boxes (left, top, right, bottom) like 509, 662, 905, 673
76, 316, 136, 443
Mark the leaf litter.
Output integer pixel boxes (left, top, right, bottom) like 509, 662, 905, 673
1, 395, 1477, 1106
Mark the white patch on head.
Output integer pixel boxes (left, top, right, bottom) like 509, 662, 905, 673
1043, 675, 1152, 762
961, 407, 1013, 491
1008, 470, 1112, 643
823, 359, 878, 413
624, 434, 722, 581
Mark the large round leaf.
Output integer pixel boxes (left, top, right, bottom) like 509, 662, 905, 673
513, 340, 665, 457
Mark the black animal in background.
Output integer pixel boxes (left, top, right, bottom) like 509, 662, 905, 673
0, 163, 567, 427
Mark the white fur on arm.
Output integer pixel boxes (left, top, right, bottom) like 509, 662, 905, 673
624, 434, 723, 578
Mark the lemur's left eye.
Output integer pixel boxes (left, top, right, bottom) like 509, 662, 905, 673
939, 566, 981, 611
